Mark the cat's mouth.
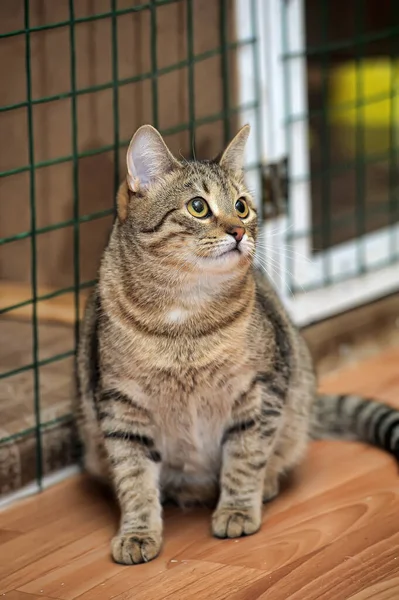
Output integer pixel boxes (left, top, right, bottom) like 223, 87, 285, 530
222, 247, 241, 256
209, 245, 243, 261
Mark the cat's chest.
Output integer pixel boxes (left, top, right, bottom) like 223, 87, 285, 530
160, 409, 222, 472
153, 378, 241, 477
157, 384, 230, 448
157, 392, 227, 498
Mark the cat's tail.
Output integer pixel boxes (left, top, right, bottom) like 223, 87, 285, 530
310, 395, 399, 459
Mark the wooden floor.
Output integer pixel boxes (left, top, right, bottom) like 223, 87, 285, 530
1, 348, 399, 600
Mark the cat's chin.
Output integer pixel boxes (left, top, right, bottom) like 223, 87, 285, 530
196, 249, 249, 273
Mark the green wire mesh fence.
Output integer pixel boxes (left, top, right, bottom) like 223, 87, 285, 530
0, 0, 262, 496
0, 0, 398, 498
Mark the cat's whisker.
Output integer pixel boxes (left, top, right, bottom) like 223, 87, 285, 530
255, 245, 312, 265
255, 259, 280, 290
255, 238, 312, 257
253, 247, 297, 289
178, 150, 190, 166
256, 254, 304, 295
257, 223, 294, 240
191, 139, 197, 163
258, 260, 297, 298
257, 241, 312, 257
179, 148, 202, 180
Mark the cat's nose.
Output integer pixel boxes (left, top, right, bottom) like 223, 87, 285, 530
227, 226, 245, 243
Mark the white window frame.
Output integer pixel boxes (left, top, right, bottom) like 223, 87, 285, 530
235, 0, 399, 327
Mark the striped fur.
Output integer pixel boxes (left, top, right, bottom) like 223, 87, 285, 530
311, 395, 399, 458
75, 125, 399, 565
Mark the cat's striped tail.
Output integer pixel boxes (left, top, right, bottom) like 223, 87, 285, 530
311, 395, 399, 459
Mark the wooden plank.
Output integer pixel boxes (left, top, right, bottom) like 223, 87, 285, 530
112, 561, 266, 600
3, 592, 58, 600
347, 577, 399, 600
0, 478, 110, 531
0, 529, 22, 544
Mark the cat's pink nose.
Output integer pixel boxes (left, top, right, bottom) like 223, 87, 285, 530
227, 226, 245, 243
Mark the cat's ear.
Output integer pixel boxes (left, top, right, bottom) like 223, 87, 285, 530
126, 124, 178, 192
219, 124, 250, 173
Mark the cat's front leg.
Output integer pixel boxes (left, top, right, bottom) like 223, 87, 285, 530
212, 381, 282, 538
98, 389, 163, 564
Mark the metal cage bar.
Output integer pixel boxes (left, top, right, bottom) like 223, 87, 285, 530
23, 0, 43, 489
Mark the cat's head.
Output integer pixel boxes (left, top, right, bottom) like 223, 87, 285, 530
117, 124, 257, 276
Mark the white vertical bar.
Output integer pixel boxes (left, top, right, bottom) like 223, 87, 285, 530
283, 0, 313, 291
235, 0, 259, 201
255, 0, 290, 296
257, 0, 286, 163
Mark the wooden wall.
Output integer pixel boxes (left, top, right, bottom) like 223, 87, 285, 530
0, 0, 237, 290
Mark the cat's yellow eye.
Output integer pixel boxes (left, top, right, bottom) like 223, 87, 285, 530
235, 198, 249, 218
187, 197, 211, 218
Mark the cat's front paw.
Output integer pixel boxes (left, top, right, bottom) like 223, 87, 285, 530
212, 506, 261, 538
111, 531, 162, 564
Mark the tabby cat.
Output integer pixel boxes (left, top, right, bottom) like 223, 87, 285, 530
76, 124, 399, 565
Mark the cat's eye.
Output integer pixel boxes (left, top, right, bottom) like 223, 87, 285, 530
187, 197, 211, 218
235, 198, 249, 218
